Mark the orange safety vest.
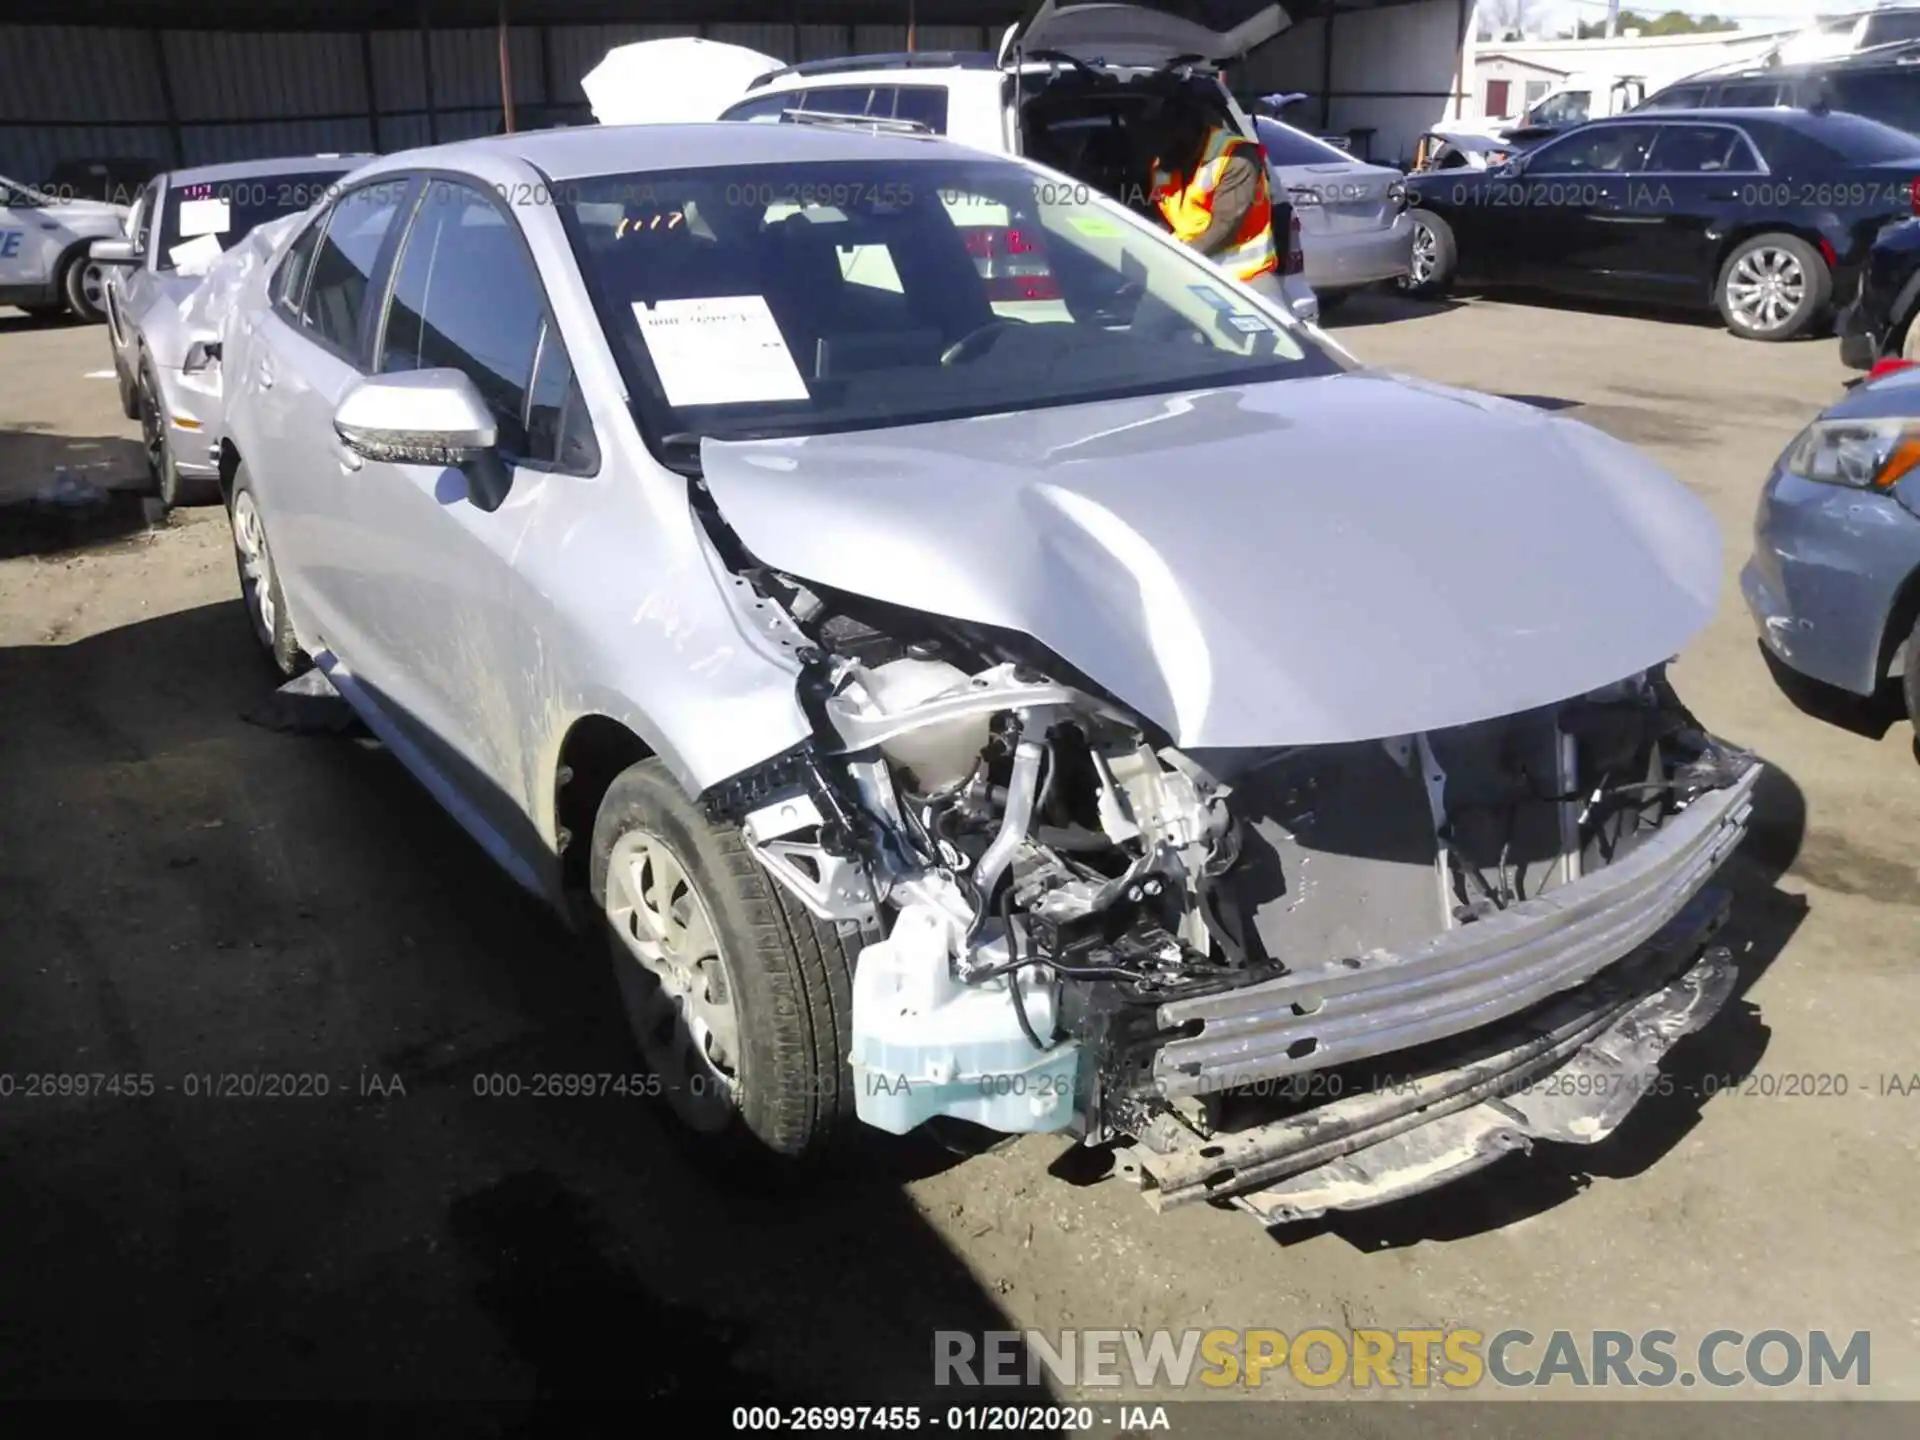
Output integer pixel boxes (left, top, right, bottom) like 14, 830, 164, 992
1153, 125, 1279, 283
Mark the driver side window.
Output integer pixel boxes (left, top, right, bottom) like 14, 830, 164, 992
1524, 124, 1659, 175
377, 179, 594, 472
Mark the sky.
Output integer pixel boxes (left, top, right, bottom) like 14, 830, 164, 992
1521, 0, 1856, 35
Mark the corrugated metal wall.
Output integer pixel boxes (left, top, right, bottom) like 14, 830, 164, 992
0, 7, 1462, 184
0, 20, 998, 186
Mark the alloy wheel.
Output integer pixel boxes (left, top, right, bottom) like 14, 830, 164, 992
604, 828, 742, 1132
138, 376, 165, 482
79, 262, 105, 315
231, 490, 277, 641
1408, 223, 1437, 285
1726, 247, 1806, 334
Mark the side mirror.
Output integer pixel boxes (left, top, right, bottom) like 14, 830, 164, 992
90, 237, 140, 265
332, 369, 513, 512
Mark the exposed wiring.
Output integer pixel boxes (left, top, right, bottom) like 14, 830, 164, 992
998, 888, 1050, 1051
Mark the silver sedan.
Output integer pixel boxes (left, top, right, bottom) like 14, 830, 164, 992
213, 121, 1756, 1220
1254, 118, 1414, 307
89, 155, 356, 509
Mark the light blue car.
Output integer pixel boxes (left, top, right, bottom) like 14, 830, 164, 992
1744, 361, 1920, 734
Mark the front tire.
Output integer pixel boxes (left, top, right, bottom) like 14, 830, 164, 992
228, 464, 307, 678
1716, 233, 1828, 342
590, 759, 858, 1170
1903, 614, 1920, 738
136, 357, 183, 509
1400, 212, 1456, 298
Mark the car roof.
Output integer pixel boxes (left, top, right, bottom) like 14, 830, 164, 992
1589, 107, 1817, 130
371, 122, 974, 182
160, 154, 368, 186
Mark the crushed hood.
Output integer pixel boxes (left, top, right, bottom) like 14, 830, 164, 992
699, 374, 1721, 749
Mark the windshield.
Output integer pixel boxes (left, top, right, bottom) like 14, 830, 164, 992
1252, 118, 1355, 167
560, 157, 1337, 444
156, 170, 350, 269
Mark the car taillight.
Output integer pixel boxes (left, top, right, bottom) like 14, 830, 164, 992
1870, 357, 1915, 380
1284, 211, 1304, 275
1911, 177, 1920, 214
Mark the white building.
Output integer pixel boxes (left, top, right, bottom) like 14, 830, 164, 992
1462, 27, 1800, 123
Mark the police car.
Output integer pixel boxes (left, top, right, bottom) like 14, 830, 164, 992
0, 173, 129, 321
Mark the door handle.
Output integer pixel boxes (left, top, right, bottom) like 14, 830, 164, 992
257, 358, 274, 389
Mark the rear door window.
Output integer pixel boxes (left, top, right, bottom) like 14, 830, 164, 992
299, 180, 406, 361
718, 92, 795, 124
271, 215, 325, 317
1826, 72, 1920, 135
1716, 80, 1784, 107
797, 87, 876, 118
889, 86, 951, 133
1645, 124, 1762, 174
1643, 84, 1709, 111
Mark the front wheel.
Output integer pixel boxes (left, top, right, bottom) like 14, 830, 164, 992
1716, 234, 1829, 342
136, 357, 182, 509
1399, 212, 1456, 298
228, 464, 307, 678
1903, 614, 1920, 739
590, 758, 859, 1171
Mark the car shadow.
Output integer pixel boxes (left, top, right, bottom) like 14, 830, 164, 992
1257, 757, 1810, 1251
1757, 642, 1907, 741
1453, 284, 1843, 341
0, 425, 159, 559
0, 599, 1051, 1411
0, 308, 88, 334
1319, 288, 1465, 327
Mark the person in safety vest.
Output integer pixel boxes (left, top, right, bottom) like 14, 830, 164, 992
1147, 105, 1284, 303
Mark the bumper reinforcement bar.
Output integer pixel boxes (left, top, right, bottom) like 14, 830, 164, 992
1148, 763, 1758, 1097
1117, 884, 1736, 1220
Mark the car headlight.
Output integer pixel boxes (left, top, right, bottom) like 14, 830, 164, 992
1782, 417, 1920, 490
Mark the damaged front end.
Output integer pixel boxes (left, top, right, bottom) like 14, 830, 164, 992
702, 559, 1758, 1222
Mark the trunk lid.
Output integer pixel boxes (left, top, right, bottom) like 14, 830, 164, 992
997, 2, 1291, 70
1277, 162, 1400, 235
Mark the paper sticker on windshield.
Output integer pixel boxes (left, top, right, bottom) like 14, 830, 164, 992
1226, 313, 1272, 334
178, 197, 232, 238
1069, 215, 1123, 239
633, 296, 808, 408
1187, 284, 1236, 313
167, 233, 223, 275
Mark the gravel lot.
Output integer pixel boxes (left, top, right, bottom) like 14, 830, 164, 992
2, 294, 1916, 1422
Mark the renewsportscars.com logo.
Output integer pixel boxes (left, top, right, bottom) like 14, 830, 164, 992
935, 1327, 1872, 1391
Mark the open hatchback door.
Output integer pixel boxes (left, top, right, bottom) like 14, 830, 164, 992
997, 1, 1292, 70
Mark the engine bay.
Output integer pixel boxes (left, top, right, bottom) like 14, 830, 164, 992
699, 550, 1755, 1149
